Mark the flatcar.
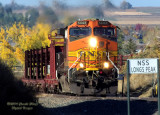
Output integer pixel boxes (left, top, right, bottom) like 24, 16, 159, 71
22, 19, 119, 95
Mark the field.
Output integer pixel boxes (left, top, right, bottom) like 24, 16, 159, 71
107, 8, 160, 25
13, 7, 160, 25
66, 7, 160, 25
111, 20, 160, 25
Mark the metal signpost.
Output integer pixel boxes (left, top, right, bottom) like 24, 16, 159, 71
127, 58, 159, 115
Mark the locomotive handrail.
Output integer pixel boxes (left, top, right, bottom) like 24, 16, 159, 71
68, 52, 84, 82
106, 52, 120, 78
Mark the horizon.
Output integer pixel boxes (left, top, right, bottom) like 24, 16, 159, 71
0, 0, 160, 7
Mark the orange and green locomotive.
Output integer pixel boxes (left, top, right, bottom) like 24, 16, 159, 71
22, 19, 119, 95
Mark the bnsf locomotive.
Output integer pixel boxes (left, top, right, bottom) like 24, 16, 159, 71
22, 19, 119, 95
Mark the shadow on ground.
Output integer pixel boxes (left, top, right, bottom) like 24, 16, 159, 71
39, 99, 158, 115
0, 60, 38, 115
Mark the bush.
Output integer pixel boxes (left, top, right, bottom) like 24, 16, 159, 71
120, 1, 132, 10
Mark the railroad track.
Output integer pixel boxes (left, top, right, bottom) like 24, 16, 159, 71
37, 93, 158, 115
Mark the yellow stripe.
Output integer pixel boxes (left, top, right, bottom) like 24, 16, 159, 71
68, 52, 77, 57
77, 68, 99, 71
109, 51, 118, 56
85, 68, 99, 71
68, 61, 101, 65
55, 44, 64, 46
68, 48, 106, 57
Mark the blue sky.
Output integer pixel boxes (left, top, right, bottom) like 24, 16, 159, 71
0, 0, 160, 7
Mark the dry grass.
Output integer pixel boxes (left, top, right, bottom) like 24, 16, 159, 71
139, 87, 152, 98
118, 74, 157, 97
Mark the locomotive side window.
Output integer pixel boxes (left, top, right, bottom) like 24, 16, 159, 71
94, 27, 116, 41
69, 27, 91, 41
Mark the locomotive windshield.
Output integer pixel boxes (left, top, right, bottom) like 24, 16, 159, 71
94, 27, 116, 41
69, 27, 91, 41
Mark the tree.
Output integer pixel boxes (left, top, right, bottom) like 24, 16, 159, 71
120, 1, 132, 9
0, 27, 17, 67
63, 15, 78, 26
37, 6, 57, 24
0, 22, 52, 68
5, 23, 51, 65
5, 7, 12, 14
0, 3, 4, 18
25, 8, 39, 27
52, 0, 68, 10
90, 6, 104, 18
103, 0, 115, 9
0, 3, 4, 25
117, 30, 125, 55
123, 38, 137, 54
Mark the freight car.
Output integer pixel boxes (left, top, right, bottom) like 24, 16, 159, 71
22, 19, 119, 95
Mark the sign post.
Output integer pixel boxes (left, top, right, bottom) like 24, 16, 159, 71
127, 58, 159, 115
157, 59, 160, 115
127, 60, 130, 115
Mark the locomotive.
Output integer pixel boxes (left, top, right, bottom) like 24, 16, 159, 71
22, 19, 119, 95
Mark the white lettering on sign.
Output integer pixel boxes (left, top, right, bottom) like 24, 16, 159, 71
128, 59, 158, 74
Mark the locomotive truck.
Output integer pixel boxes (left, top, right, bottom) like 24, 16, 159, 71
22, 19, 119, 95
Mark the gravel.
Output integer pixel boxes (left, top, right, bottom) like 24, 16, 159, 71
38, 94, 103, 108
37, 93, 158, 115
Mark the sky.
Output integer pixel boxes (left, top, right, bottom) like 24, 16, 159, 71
0, 0, 160, 7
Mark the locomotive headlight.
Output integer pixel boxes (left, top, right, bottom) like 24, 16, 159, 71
104, 62, 109, 68
80, 63, 84, 68
89, 38, 97, 47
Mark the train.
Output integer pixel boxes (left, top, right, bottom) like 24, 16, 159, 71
22, 19, 119, 95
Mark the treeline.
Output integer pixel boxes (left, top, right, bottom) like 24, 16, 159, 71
0, 0, 134, 28
0, 3, 24, 26
103, 0, 132, 9
0, 23, 51, 68
0, 2, 58, 27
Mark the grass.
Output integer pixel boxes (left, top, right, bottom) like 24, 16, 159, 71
118, 74, 157, 97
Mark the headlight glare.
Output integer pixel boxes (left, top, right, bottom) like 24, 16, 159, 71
104, 62, 109, 68
80, 63, 84, 68
90, 38, 97, 47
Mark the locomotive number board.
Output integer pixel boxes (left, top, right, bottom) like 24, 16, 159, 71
98, 21, 111, 25
77, 21, 88, 25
